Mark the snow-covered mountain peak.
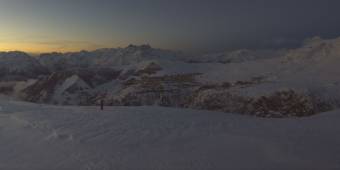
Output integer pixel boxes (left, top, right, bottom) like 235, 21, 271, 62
125, 44, 152, 51
0, 51, 32, 59
0, 51, 47, 80
303, 36, 324, 45
189, 48, 287, 63
37, 45, 182, 71
284, 36, 340, 64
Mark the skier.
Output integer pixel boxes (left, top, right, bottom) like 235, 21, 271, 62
100, 99, 104, 110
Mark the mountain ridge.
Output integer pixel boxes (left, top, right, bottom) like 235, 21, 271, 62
1, 37, 340, 117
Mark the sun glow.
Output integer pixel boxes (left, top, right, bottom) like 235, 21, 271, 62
0, 41, 115, 53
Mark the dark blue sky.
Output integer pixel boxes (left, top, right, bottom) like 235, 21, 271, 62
1, 0, 340, 53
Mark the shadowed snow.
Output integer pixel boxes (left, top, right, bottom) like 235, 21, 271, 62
0, 99, 339, 170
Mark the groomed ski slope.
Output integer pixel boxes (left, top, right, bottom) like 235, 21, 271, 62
0, 99, 339, 170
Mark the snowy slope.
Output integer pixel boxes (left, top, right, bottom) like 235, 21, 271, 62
0, 99, 339, 170
52, 75, 92, 105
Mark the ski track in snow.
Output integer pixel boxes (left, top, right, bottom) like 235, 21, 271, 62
0, 100, 340, 170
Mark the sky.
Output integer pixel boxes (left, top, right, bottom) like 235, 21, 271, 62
1, 0, 340, 54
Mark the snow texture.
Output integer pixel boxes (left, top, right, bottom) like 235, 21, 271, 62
0, 98, 339, 170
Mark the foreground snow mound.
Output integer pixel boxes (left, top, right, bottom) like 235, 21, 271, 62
0, 100, 339, 170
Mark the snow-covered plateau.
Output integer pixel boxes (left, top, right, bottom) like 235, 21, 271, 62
0, 99, 339, 170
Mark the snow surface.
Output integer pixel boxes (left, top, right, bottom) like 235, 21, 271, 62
0, 98, 339, 170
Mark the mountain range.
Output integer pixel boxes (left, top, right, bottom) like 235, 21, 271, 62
1, 37, 340, 117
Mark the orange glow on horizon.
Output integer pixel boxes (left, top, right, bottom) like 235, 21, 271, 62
0, 42, 117, 53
